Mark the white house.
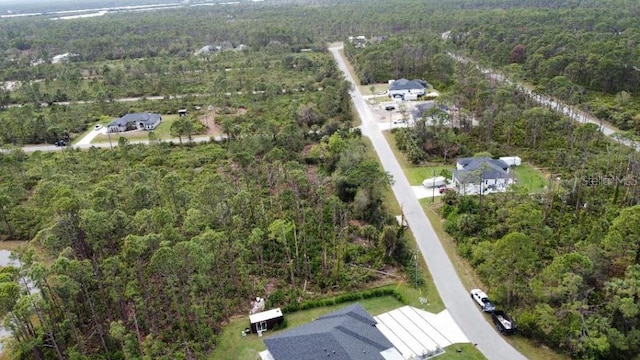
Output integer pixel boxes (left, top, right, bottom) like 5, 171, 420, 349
388, 78, 428, 100
453, 157, 513, 194
107, 113, 162, 133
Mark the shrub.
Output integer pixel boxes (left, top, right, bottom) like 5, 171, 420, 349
281, 287, 399, 314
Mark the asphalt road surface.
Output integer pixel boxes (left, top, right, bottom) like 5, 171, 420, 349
329, 44, 528, 360
444, 48, 640, 152
4, 135, 223, 154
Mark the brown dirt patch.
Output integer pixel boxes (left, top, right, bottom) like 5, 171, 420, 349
199, 111, 223, 136
199, 107, 248, 136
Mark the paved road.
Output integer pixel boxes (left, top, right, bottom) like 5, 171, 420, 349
4, 135, 222, 154
329, 44, 527, 360
443, 44, 640, 152
6, 93, 206, 109
6, 90, 270, 109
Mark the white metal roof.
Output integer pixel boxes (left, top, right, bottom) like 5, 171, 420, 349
375, 306, 469, 358
380, 347, 405, 360
249, 308, 283, 324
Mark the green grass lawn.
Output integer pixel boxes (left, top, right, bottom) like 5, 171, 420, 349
210, 295, 404, 360
439, 343, 486, 360
405, 165, 453, 186
358, 83, 389, 96
512, 163, 546, 193
91, 114, 180, 143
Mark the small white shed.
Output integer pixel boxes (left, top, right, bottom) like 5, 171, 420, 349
499, 156, 522, 167
249, 308, 284, 334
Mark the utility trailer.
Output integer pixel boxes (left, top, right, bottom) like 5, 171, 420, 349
492, 310, 517, 335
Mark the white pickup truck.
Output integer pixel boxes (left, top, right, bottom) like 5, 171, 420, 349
470, 289, 496, 312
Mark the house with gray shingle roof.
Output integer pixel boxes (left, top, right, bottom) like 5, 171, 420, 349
259, 303, 403, 360
410, 102, 451, 126
388, 78, 428, 100
453, 157, 513, 194
107, 113, 162, 133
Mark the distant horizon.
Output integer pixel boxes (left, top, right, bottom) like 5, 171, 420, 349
0, 0, 209, 14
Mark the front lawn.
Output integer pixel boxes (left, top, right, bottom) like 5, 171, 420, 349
405, 165, 453, 186
358, 83, 388, 96
383, 131, 454, 186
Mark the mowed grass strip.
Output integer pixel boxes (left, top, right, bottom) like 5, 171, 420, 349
361, 136, 445, 313
439, 343, 486, 360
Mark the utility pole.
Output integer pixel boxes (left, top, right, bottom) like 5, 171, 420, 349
432, 169, 436, 203
414, 252, 418, 289
107, 130, 113, 149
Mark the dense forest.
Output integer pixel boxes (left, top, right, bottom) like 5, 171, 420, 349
2, 0, 640, 359
0, 48, 416, 358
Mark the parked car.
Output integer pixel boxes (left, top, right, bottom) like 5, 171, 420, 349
470, 289, 496, 312
54, 140, 67, 147
94, 124, 103, 131
384, 105, 396, 111
492, 310, 517, 335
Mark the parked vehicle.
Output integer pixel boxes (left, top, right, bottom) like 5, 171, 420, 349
94, 124, 104, 130
54, 140, 67, 147
422, 176, 446, 188
470, 289, 496, 312
492, 310, 517, 335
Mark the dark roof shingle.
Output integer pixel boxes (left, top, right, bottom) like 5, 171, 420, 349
454, 157, 509, 182
389, 78, 427, 91
108, 113, 161, 127
264, 304, 395, 360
